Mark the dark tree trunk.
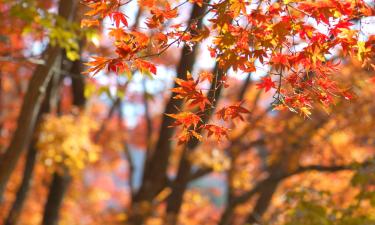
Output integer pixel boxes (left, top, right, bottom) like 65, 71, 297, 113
165, 150, 191, 225
42, 173, 72, 225
4, 146, 37, 225
3, 71, 60, 224
245, 181, 278, 224
128, 2, 209, 224
0, 0, 77, 201
165, 66, 224, 225
70, 60, 86, 107
0, 46, 60, 201
41, 54, 85, 225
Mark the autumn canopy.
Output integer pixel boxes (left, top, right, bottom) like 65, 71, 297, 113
0, 0, 375, 225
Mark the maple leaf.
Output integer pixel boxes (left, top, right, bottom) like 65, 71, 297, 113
189, 92, 211, 111
171, 72, 211, 111
109, 28, 127, 40
84, 1, 109, 17
109, 12, 128, 28
134, 59, 157, 75
198, 71, 213, 83
329, 20, 353, 36
153, 32, 168, 47
239, 61, 256, 73
171, 72, 197, 99
271, 53, 289, 70
300, 106, 312, 118
216, 102, 250, 121
191, 26, 210, 42
138, 0, 156, 8
146, 3, 178, 28
80, 19, 100, 28
166, 112, 201, 129
176, 129, 191, 145
203, 124, 229, 142
84, 56, 110, 75
108, 59, 129, 74
190, 130, 203, 142
356, 41, 371, 61
256, 77, 276, 92
175, 129, 203, 145
229, 0, 248, 17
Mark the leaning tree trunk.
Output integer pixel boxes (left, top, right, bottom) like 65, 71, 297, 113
0, 0, 77, 201
245, 180, 279, 224
4, 146, 37, 225
4, 67, 61, 225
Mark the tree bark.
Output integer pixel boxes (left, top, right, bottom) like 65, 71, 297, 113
0, 0, 77, 201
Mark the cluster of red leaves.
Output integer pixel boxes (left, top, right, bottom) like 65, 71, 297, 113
208, 0, 375, 115
171, 72, 211, 111
167, 72, 250, 144
81, 0, 174, 76
216, 101, 250, 121
82, 0, 375, 141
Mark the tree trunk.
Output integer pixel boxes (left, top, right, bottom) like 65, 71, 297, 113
0, 0, 77, 201
41, 51, 85, 225
165, 150, 191, 225
42, 173, 72, 225
4, 146, 37, 225
245, 181, 278, 224
165, 65, 224, 225
70, 60, 86, 107
4, 67, 59, 225
128, 2, 209, 224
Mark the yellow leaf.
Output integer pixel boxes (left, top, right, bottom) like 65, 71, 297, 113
357, 41, 370, 61
300, 107, 311, 118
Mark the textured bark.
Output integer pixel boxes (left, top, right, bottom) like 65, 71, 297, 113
0, 0, 77, 201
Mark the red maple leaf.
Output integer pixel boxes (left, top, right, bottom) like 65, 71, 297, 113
203, 124, 229, 141
256, 77, 276, 92
109, 12, 128, 28
216, 102, 250, 121
166, 112, 201, 129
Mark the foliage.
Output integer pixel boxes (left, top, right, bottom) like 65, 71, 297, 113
0, 0, 375, 225
81, 0, 375, 143
37, 113, 99, 176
